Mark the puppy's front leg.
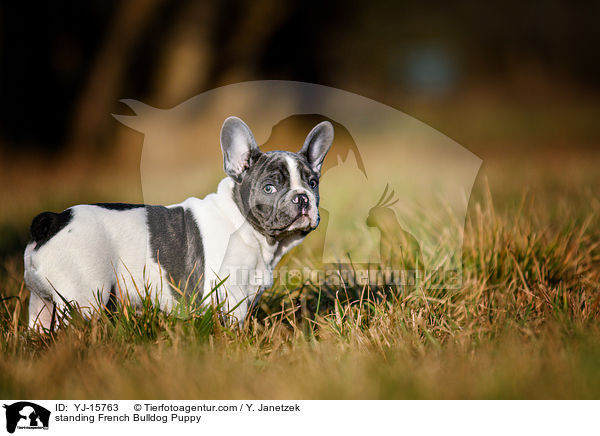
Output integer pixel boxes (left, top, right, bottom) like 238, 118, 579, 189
28, 291, 55, 330
217, 263, 261, 326
223, 269, 272, 326
217, 231, 271, 326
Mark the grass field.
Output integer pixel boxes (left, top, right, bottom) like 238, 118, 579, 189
1, 136, 599, 399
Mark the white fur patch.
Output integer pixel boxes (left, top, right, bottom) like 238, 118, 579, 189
285, 155, 303, 191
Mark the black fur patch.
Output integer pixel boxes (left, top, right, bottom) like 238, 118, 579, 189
30, 209, 73, 250
93, 203, 145, 210
146, 206, 205, 297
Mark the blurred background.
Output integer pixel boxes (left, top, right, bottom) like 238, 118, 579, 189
1, 0, 599, 260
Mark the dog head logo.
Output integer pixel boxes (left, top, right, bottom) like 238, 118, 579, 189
3, 402, 50, 433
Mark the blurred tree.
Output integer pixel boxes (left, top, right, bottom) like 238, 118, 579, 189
1, 0, 599, 155
68, 0, 165, 152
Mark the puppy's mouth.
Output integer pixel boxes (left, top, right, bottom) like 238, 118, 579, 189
288, 210, 320, 231
269, 211, 317, 234
291, 214, 311, 228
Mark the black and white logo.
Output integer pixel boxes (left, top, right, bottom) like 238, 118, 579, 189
2, 402, 50, 434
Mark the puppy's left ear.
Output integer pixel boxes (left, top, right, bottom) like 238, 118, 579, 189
299, 121, 334, 174
221, 116, 260, 182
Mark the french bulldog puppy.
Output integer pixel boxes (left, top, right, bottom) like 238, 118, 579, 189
24, 117, 333, 329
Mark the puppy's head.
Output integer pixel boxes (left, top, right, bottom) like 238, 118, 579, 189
221, 116, 333, 239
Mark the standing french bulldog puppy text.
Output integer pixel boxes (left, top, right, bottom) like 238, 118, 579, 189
24, 117, 333, 329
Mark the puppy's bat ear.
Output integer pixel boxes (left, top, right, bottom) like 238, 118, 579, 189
220, 117, 260, 182
299, 121, 334, 174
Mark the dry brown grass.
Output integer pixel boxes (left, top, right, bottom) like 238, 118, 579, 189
0, 147, 599, 399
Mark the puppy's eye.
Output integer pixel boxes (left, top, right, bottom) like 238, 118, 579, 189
308, 179, 318, 189
263, 184, 277, 194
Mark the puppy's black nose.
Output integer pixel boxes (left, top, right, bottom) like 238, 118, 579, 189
292, 193, 309, 212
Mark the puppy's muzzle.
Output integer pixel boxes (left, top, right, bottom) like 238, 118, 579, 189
292, 193, 309, 215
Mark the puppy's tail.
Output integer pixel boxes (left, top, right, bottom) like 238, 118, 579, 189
30, 209, 72, 246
